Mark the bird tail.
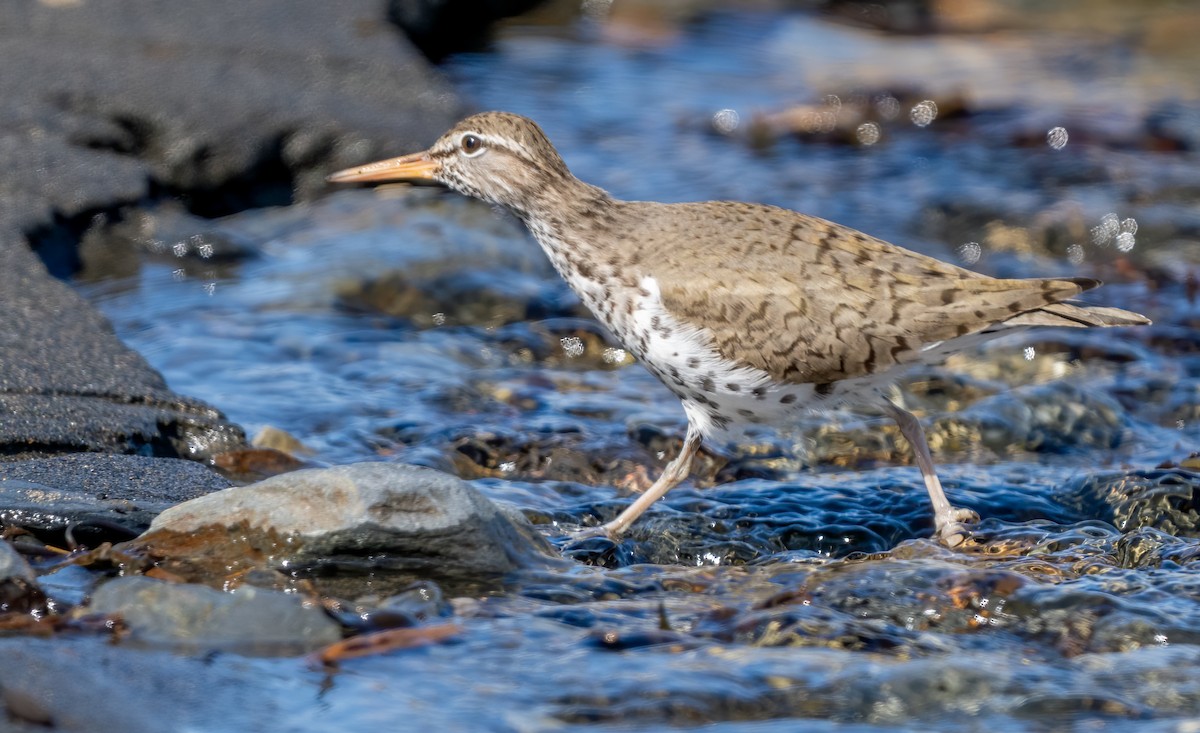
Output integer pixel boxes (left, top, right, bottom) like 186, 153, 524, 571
996, 301, 1152, 329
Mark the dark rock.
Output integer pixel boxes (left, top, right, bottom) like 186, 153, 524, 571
0, 454, 231, 537
0, 0, 466, 467
388, 0, 550, 62
0, 234, 246, 461
83, 576, 341, 654
141, 462, 564, 581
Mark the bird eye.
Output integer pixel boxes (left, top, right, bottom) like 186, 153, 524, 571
460, 134, 483, 155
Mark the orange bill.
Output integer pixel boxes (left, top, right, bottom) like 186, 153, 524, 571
326, 151, 437, 184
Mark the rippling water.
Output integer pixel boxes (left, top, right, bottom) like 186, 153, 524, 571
77, 5, 1200, 730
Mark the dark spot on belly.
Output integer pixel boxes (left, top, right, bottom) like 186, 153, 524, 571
779, 393, 797, 404
737, 408, 757, 418
726, 382, 741, 392
700, 377, 715, 392
814, 382, 834, 396
751, 387, 766, 399
687, 357, 701, 369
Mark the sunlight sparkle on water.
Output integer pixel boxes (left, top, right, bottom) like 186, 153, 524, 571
1047, 126, 1069, 149
909, 100, 937, 127
560, 336, 585, 358
856, 122, 880, 146
712, 108, 740, 135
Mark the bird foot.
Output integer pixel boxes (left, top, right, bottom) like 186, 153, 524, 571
934, 507, 980, 549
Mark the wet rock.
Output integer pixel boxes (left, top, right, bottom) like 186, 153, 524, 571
0, 454, 231, 539
812, 381, 1132, 469
336, 266, 582, 328
141, 462, 562, 582
1060, 468, 1200, 537
0, 636, 284, 732
0, 541, 45, 615
83, 576, 340, 654
0, 233, 246, 461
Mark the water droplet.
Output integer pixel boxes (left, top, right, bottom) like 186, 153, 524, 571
855, 122, 880, 146
712, 108, 740, 135
561, 336, 585, 358
172, 241, 188, 257
602, 347, 627, 364
431, 312, 446, 326
874, 94, 900, 120
1091, 213, 1120, 245
910, 100, 938, 127
957, 242, 982, 265
1120, 217, 1138, 235
1115, 232, 1136, 252
1023, 346, 1036, 361
1047, 126, 1068, 149
1066, 243, 1085, 265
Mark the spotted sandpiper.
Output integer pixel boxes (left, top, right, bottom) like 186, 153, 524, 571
329, 111, 1150, 546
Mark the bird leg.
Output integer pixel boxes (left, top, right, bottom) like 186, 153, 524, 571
880, 399, 978, 547
593, 423, 703, 537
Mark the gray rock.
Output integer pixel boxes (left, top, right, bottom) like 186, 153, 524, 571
0, 541, 34, 584
0, 540, 43, 615
0, 636, 284, 732
85, 576, 341, 654
148, 462, 562, 575
0, 454, 231, 534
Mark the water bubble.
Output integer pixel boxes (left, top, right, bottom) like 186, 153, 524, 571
957, 242, 982, 265
822, 94, 842, 111
1066, 243, 1085, 265
855, 122, 880, 146
712, 108, 740, 135
499, 461, 516, 473
1047, 126, 1069, 149
1023, 346, 1036, 361
1115, 232, 1136, 252
874, 94, 900, 120
910, 100, 938, 127
171, 268, 186, 281
172, 241, 188, 258
561, 336, 585, 358
203, 282, 216, 297
431, 312, 446, 326
1120, 217, 1138, 235
197, 242, 214, 259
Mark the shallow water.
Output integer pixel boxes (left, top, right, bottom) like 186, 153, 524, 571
77, 5, 1200, 730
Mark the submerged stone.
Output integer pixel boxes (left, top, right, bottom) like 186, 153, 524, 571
83, 576, 340, 654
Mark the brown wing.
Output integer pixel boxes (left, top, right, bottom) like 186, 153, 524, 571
639, 201, 1095, 385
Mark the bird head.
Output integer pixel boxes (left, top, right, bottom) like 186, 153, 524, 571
327, 112, 570, 213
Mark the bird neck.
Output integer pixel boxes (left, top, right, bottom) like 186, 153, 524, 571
510, 175, 624, 283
